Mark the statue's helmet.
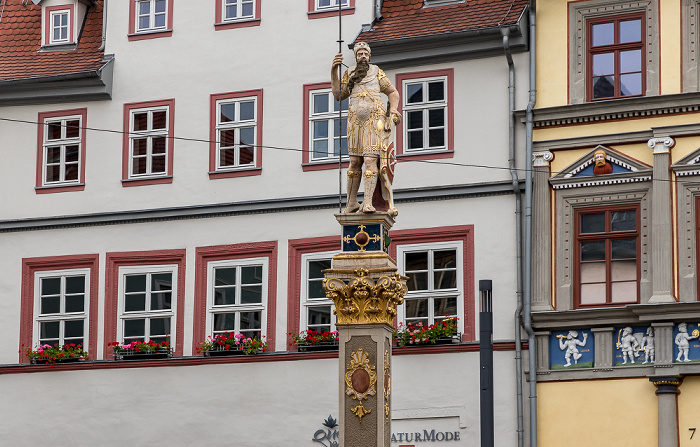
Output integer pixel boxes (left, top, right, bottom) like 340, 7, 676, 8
353, 42, 371, 59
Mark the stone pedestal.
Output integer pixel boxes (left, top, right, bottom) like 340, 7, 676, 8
323, 212, 408, 447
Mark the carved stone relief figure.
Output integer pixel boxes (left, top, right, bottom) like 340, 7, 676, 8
641, 326, 655, 364
558, 330, 588, 367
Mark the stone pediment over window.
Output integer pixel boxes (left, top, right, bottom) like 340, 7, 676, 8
672, 147, 700, 177
550, 145, 652, 190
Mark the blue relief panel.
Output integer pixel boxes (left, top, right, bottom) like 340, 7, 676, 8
573, 163, 630, 177
673, 322, 700, 363
613, 325, 654, 366
550, 329, 594, 370
341, 223, 386, 253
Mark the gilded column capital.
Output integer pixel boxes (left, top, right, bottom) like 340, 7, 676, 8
533, 151, 554, 167
647, 137, 675, 154
323, 269, 407, 325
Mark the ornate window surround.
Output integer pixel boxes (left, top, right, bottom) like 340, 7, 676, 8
554, 185, 651, 310
682, 0, 700, 92
568, 0, 659, 104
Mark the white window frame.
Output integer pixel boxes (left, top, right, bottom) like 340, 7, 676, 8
402, 76, 448, 153
222, 0, 255, 22
396, 241, 463, 333
215, 97, 258, 171
128, 106, 170, 178
205, 258, 268, 339
300, 251, 336, 332
315, 0, 348, 11
135, 0, 168, 33
49, 9, 71, 44
308, 88, 348, 162
42, 115, 82, 186
116, 265, 178, 347
33, 268, 90, 349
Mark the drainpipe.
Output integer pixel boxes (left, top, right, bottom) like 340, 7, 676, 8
98, 0, 107, 52
501, 26, 525, 447
523, 1, 538, 447
374, 0, 383, 21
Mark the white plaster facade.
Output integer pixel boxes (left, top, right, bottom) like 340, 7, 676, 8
0, 1, 529, 445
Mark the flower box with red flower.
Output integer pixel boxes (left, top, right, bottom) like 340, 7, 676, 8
25, 343, 88, 365
197, 333, 267, 357
289, 330, 339, 352
110, 340, 172, 360
393, 317, 461, 347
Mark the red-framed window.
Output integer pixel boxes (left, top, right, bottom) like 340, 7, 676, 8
104, 250, 186, 357
128, 0, 173, 41
122, 99, 175, 186
45, 5, 74, 46
286, 236, 339, 347
19, 255, 99, 363
389, 225, 475, 341
587, 14, 644, 101
215, 0, 261, 30
301, 82, 349, 171
308, 0, 355, 19
574, 205, 640, 307
36, 108, 87, 193
193, 241, 278, 352
395, 68, 454, 161
208, 90, 263, 179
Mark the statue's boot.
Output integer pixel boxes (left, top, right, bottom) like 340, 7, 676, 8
360, 170, 378, 213
344, 170, 361, 213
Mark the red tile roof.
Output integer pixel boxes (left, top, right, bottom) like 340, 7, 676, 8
357, 0, 528, 43
0, 0, 106, 82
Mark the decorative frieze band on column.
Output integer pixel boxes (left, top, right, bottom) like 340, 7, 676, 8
534, 331, 550, 373
532, 151, 554, 311
649, 376, 682, 447
652, 322, 675, 366
647, 137, 675, 303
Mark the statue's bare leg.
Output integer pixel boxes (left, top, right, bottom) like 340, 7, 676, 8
360, 155, 379, 213
345, 156, 363, 213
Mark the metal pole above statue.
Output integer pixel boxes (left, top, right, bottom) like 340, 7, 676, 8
324, 42, 407, 447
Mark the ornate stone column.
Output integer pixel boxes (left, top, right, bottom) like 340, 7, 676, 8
647, 137, 675, 303
592, 327, 613, 370
649, 376, 682, 447
323, 212, 408, 447
532, 151, 554, 311
652, 322, 675, 366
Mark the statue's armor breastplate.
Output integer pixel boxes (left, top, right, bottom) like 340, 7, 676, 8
349, 66, 385, 122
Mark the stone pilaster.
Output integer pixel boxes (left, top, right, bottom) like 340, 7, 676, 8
649, 376, 682, 447
324, 212, 408, 447
652, 322, 675, 367
534, 331, 551, 373
592, 327, 613, 369
532, 151, 554, 311
647, 137, 675, 303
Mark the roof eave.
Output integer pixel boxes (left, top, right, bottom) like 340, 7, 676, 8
357, 19, 528, 69
0, 55, 113, 106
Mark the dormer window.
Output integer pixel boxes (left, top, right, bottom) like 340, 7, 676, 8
44, 5, 75, 47
50, 9, 70, 43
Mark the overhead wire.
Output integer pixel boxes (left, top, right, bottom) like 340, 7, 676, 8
1, 114, 699, 186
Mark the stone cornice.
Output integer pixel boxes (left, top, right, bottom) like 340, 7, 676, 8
517, 92, 700, 128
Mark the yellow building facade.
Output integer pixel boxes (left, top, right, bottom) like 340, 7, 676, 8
530, 1, 700, 445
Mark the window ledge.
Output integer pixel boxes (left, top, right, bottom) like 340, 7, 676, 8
307, 7, 354, 19
208, 167, 262, 179
128, 29, 173, 41
397, 149, 454, 161
121, 176, 173, 187
38, 43, 77, 53
302, 160, 350, 172
1, 342, 522, 374
214, 18, 261, 30
35, 183, 85, 194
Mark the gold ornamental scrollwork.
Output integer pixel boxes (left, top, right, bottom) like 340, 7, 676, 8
323, 269, 408, 325
384, 349, 391, 422
345, 348, 377, 423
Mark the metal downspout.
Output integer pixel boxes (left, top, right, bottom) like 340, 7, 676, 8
98, 0, 107, 52
501, 27, 524, 447
524, 2, 538, 447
